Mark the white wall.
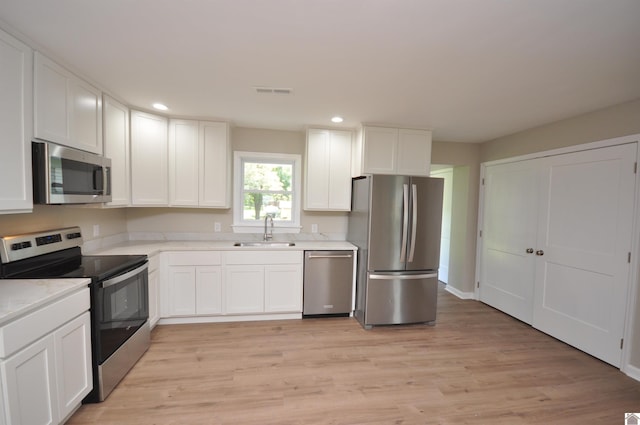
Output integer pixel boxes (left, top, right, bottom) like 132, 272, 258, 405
0, 205, 127, 243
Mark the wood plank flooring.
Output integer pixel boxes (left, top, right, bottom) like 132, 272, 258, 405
67, 285, 640, 424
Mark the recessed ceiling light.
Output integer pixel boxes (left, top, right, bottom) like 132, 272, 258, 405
331, 116, 344, 123
152, 103, 168, 111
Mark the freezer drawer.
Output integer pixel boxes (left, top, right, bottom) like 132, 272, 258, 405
303, 251, 354, 316
364, 272, 438, 326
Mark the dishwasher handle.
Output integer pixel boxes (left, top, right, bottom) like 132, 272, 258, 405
307, 253, 354, 259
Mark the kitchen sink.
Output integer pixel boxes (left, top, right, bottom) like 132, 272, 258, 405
233, 241, 296, 247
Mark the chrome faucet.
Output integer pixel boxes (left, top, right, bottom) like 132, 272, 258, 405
264, 214, 274, 241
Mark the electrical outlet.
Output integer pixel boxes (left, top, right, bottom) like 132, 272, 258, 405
214, 222, 221, 232
93, 224, 100, 237
311, 224, 318, 233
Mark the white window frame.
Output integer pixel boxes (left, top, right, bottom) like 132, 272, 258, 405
232, 151, 302, 233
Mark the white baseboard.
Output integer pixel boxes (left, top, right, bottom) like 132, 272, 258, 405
624, 363, 640, 382
158, 313, 302, 325
444, 285, 475, 300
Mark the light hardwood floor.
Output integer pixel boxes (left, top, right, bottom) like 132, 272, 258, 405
68, 285, 640, 424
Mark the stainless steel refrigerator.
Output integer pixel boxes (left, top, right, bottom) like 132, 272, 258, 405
347, 175, 444, 328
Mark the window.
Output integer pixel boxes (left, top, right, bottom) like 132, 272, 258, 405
233, 151, 301, 232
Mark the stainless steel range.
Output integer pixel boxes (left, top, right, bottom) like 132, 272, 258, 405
0, 227, 149, 402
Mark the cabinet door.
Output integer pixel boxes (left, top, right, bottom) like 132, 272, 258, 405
362, 126, 398, 174
225, 266, 264, 314
169, 119, 199, 206
34, 52, 102, 154
167, 266, 196, 316
0, 376, 6, 425
103, 95, 130, 206
2, 335, 59, 425
130, 110, 169, 205
53, 312, 92, 421
328, 130, 352, 210
305, 129, 330, 209
34, 52, 69, 145
68, 78, 102, 154
0, 29, 32, 213
264, 265, 303, 313
196, 266, 223, 314
148, 268, 160, 328
396, 129, 431, 176
200, 121, 230, 207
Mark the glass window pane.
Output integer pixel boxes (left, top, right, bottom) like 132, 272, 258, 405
243, 192, 292, 221
243, 162, 292, 191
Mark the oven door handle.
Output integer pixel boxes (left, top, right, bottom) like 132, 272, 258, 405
101, 262, 148, 289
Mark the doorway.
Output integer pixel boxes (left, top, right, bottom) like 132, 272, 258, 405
431, 166, 453, 284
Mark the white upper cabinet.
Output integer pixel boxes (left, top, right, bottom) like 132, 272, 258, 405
34, 52, 102, 154
304, 128, 353, 211
169, 119, 199, 206
103, 95, 130, 206
199, 121, 230, 208
0, 28, 33, 214
168, 119, 230, 208
130, 110, 168, 206
353, 125, 432, 176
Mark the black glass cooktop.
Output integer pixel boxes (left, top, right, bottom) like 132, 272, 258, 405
0, 246, 147, 281
55, 255, 147, 281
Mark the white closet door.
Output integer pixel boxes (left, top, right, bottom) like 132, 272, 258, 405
532, 143, 637, 367
479, 159, 540, 324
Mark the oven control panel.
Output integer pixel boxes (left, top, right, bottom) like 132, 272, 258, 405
0, 227, 84, 264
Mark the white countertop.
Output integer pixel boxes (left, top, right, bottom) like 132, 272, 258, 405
88, 240, 357, 257
0, 278, 90, 326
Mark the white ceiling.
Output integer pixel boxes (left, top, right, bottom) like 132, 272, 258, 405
1, 0, 639, 143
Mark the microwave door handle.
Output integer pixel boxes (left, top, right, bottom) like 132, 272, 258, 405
93, 168, 101, 193
104, 166, 111, 195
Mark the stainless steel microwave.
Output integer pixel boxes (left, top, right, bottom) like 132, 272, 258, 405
32, 141, 112, 204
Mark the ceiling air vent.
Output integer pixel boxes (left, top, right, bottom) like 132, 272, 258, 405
254, 86, 293, 95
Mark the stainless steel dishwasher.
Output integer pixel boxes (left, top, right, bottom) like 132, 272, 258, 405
303, 250, 354, 317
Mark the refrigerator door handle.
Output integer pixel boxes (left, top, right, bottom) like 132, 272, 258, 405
370, 273, 438, 280
408, 183, 418, 262
400, 183, 409, 262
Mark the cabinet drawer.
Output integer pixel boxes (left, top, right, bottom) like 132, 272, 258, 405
165, 251, 221, 266
0, 287, 89, 359
225, 251, 302, 265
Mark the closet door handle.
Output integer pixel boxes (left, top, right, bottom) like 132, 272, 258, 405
536, 250, 545, 256
526, 248, 534, 254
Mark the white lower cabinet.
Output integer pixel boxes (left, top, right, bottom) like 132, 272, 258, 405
264, 265, 303, 313
163, 252, 222, 317
225, 251, 303, 314
53, 313, 92, 422
2, 334, 58, 425
160, 250, 303, 321
225, 266, 265, 314
0, 288, 91, 425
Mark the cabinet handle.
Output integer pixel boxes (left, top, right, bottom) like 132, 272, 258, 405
526, 248, 534, 254
536, 250, 545, 256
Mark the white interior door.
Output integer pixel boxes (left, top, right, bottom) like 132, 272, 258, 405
431, 168, 453, 283
532, 143, 637, 367
480, 159, 540, 324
